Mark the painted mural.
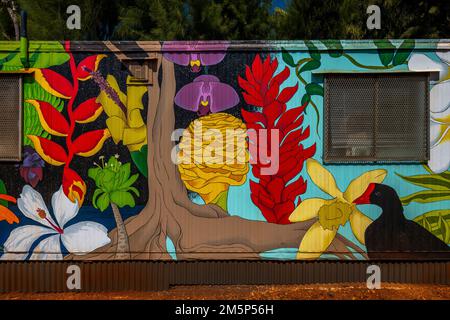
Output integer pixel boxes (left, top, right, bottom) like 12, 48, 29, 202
0, 39, 448, 261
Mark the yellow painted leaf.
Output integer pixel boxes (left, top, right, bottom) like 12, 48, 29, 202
344, 169, 387, 202
349, 208, 372, 245
297, 221, 337, 260
306, 159, 342, 198
289, 198, 326, 222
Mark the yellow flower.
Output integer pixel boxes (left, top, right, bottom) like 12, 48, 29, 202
96, 75, 147, 152
289, 159, 387, 260
178, 113, 249, 206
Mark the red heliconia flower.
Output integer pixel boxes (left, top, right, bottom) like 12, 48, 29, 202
72, 129, 111, 157
27, 135, 68, 166
27, 100, 70, 136
73, 97, 103, 123
76, 54, 107, 81
239, 54, 316, 224
32, 68, 73, 99
63, 167, 87, 206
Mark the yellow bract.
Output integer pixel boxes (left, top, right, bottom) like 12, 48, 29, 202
289, 159, 387, 260
178, 113, 249, 204
97, 75, 147, 152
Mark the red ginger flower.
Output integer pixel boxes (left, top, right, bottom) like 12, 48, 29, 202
238, 55, 316, 224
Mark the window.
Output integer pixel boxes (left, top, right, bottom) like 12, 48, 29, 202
324, 73, 429, 163
0, 74, 22, 161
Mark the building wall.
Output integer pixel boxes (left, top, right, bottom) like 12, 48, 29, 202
0, 40, 448, 262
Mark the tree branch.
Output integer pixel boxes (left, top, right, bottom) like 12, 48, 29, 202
1, 1, 19, 41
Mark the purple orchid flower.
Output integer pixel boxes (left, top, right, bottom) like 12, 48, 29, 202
175, 75, 240, 116
19, 146, 45, 188
162, 41, 230, 72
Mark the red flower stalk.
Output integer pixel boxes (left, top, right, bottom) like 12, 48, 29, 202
238, 54, 316, 224
28, 41, 109, 206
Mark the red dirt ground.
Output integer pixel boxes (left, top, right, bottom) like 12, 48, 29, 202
0, 283, 449, 300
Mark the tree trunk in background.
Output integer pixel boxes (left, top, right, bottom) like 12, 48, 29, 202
68, 45, 366, 261
111, 202, 131, 260
2, 1, 19, 40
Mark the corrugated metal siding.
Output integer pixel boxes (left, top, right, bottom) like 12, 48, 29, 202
0, 261, 448, 292
168, 261, 449, 285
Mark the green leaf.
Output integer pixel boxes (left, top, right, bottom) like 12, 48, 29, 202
127, 186, 140, 197
23, 76, 64, 145
0, 53, 22, 70
101, 169, 116, 187
396, 172, 450, 190
29, 52, 70, 69
97, 193, 110, 212
119, 163, 131, 181
121, 174, 139, 189
438, 215, 449, 244
305, 40, 321, 61
305, 83, 324, 96
88, 167, 101, 182
400, 190, 450, 205
299, 59, 321, 73
439, 171, 450, 181
0, 180, 7, 207
413, 209, 450, 244
301, 93, 310, 105
92, 189, 104, 208
374, 39, 396, 66
131, 145, 148, 178
392, 39, 415, 66
0, 52, 18, 67
322, 40, 343, 58
110, 191, 135, 208
281, 47, 296, 67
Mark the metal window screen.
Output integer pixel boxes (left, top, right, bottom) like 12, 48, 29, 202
0, 74, 22, 161
324, 73, 429, 163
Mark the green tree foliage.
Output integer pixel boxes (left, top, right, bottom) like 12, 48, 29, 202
276, 0, 367, 39
0, 0, 448, 41
114, 0, 187, 40
14, 0, 120, 40
277, 0, 449, 39
364, 0, 450, 38
184, 0, 274, 40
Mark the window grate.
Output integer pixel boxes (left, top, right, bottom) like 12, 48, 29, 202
0, 74, 22, 161
324, 73, 429, 163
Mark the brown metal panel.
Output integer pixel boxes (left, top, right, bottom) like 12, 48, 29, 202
407, 262, 413, 283
0, 263, 4, 292
0, 261, 449, 292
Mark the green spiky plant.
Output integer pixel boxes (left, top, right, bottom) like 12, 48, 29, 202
88, 155, 140, 260
397, 167, 450, 244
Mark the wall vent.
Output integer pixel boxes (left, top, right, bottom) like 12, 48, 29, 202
122, 57, 157, 85
0, 74, 22, 161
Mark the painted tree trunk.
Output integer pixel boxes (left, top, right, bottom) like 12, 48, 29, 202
69, 45, 366, 261
111, 202, 131, 260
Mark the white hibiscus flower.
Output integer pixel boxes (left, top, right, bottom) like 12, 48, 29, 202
1, 185, 111, 260
408, 50, 450, 173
